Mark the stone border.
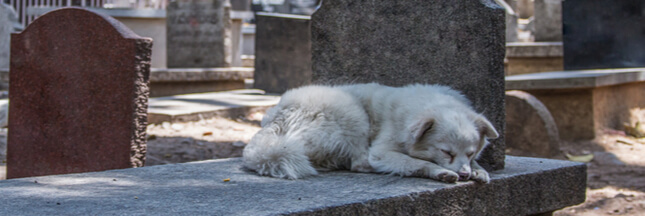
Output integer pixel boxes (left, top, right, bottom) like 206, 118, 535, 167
506, 68, 645, 90
0, 156, 586, 215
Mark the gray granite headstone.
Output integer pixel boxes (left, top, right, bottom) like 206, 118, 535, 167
254, 13, 311, 94
312, 0, 506, 170
534, 0, 562, 42
167, 0, 232, 68
563, 0, 645, 70
0, 3, 20, 69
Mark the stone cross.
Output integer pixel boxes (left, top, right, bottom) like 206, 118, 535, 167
166, 0, 232, 68
7, 8, 152, 179
311, 0, 506, 170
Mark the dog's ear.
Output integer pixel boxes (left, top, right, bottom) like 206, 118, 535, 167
399, 118, 435, 145
475, 116, 499, 139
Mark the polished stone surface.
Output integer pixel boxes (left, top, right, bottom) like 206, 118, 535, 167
8, 8, 151, 179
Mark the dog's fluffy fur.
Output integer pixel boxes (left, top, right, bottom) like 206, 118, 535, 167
243, 83, 499, 183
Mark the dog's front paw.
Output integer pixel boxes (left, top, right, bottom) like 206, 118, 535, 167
435, 170, 459, 183
471, 169, 490, 183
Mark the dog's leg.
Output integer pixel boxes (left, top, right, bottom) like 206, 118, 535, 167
469, 160, 490, 183
368, 145, 459, 183
350, 150, 373, 173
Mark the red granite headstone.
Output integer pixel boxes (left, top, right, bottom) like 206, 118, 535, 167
7, 8, 152, 179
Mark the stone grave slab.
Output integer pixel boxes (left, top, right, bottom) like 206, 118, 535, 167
167, 0, 232, 68
7, 8, 152, 179
0, 156, 586, 215
254, 12, 311, 94
506, 68, 645, 140
311, 0, 506, 170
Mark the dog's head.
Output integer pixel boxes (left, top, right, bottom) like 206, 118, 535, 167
399, 108, 498, 180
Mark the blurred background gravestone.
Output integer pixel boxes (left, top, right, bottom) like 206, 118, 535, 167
254, 12, 311, 94
7, 8, 152, 179
505, 90, 560, 157
166, 0, 232, 68
0, 2, 22, 69
312, 0, 506, 170
533, 0, 561, 42
563, 0, 645, 70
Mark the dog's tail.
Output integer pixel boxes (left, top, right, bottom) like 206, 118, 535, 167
243, 126, 317, 179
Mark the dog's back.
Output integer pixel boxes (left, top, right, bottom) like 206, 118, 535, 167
243, 85, 370, 179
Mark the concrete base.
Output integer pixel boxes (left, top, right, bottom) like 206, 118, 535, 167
147, 89, 280, 124
505, 42, 563, 76
507, 68, 645, 140
0, 156, 586, 215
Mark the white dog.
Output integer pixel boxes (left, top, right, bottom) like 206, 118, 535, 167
242, 83, 499, 183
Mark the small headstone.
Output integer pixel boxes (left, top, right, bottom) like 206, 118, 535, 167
533, 0, 562, 42
312, 0, 506, 170
563, 1, 645, 70
0, 3, 20, 69
7, 8, 152, 179
166, 0, 232, 68
254, 13, 311, 94
231, 0, 251, 11
505, 91, 560, 158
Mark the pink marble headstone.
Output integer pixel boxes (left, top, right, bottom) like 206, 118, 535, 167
7, 8, 152, 179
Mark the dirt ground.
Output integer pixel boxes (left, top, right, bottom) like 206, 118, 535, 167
147, 112, 645, 215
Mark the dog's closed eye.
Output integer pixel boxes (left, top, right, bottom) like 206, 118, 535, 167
441, 149, 455, 163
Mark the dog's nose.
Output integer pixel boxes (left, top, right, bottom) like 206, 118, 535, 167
457, 171, 470, 180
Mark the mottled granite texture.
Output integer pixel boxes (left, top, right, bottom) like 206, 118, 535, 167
8, 8, 152, 179
311, 0, 506, 170
0, 157, 586, 215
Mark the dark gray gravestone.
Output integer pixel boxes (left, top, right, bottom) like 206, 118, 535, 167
8, 8, 152, 179
312, 0, 506, 170
563, 0, 645, 70
167, 0, 232, 68
254, 12, 311, 94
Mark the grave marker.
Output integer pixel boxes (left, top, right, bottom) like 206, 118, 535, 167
7, 8, 152, 179
0, 3, 20, 69
563, 1, 645, 70
254, 13, 311, 94
167, 0, 232, 68
312, 0, 506, 170
534, 0, 562, 42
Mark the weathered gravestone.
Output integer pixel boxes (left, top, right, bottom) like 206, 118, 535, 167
0, 2, 21, 69
254, 12, 311, 94
167, 0, 232, 68
312, 0, 506, 170
7, 8, 152, 179
505, 90, 560, 157
534, 0, 562, 42
563, 0, 645, 70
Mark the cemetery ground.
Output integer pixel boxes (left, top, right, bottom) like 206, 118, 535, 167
0, 106, 643, 214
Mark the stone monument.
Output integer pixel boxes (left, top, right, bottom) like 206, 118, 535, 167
7, 8, 152, 179
254, 12, 311, 94
563, 0, 645, 70
167, 0, 232, 68
312, 0, 506, 170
